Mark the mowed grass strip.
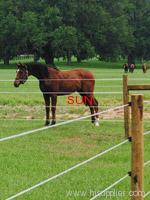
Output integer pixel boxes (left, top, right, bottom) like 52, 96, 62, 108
0, 120, 126, 199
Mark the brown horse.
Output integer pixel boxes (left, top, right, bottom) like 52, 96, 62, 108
14, 63, 99, 126
129, 64, 136, 73
123, 63, 129, 73
142, 63, 148, 73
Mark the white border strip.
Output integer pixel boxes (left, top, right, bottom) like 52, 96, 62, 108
6, 140, 128, 200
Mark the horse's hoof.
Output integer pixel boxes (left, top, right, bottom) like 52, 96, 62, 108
51, 121, 56, 126
45, 121, 50, 126
94, 119, 100, 126
91, 119, 95, 123
94, 121, 100, 126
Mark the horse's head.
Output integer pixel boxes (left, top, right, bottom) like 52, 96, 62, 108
14, 63, 28, 87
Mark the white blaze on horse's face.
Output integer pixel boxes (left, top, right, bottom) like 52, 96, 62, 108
14, 68, 28, 87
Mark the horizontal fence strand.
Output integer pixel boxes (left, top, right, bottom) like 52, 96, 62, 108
0, 104, 123, 108
0, 91, 122, 94
90, 175, 128, 200
1, 78, 150, 81
144, 160, 150, 166
0, 119, 124, 122
144, 192, 150, 198
144, 130, 150, 136
0, 78, 123, 81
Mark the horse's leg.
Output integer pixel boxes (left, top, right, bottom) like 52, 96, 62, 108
92, 96, 100, 126
93, 97, 99, 118
43, 94, 50, 126
51, 95, 57, 125
81, 94, 96, 124
89, 104, 95, 124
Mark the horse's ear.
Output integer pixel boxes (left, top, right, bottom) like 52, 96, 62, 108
17, 63, 22, 68
17, 63, 27, 70
22, 64, 27, 69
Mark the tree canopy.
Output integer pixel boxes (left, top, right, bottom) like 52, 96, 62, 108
0, 0, 149, 64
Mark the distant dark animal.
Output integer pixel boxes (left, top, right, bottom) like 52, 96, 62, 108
142, 63, 148, 73
129, 64, 136, 73
123, 63, 129, 73
14, 63, 99, 126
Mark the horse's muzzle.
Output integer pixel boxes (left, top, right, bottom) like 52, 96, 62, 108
14, 81, 20, 87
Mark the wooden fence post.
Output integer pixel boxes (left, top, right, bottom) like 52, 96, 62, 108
123, 75, 131, 138
131, 94, 144, 200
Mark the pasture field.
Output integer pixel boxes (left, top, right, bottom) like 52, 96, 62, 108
0, 59, 150, 200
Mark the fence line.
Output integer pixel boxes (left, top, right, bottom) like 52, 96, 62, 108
0, 78, 123, 81
144, 101, 150, 104
90, 175, 128, 200
0, 104, 128, 142
0, 119, 124, 122
144, 130, 150, 136
1, 85, 122, 87
90, 160, 150, 200
0, 104, 123, 108
1, 78, 150, 81
144, 160, 150, 166
0, 91, 122, 94
6, 140, 128, 200
3, 108, 150, 200
144, 192, 150, 198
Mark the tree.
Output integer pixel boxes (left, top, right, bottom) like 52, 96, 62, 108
75, 32, 95, 63
95, 0, 133, 61
0, 0, 26, 64
125, 0, 150, 63
0, 13, 23, 64
37, 6, 62, 65
52, 26, 78, 64
76, 0, 135, 61
0, 0, 149, 65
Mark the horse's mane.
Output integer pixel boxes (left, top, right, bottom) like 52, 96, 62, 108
26, 63, 59, 77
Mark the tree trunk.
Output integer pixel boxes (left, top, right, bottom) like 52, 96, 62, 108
77, 56, 81, 63
44, 53, 55, 66
67, 50, 71, 65
42, 44, 55, 66
3, 57, 10, 65
34, 53, 40, 63
128, 53, 135, 65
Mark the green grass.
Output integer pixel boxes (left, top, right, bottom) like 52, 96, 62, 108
0, 59, 150, 200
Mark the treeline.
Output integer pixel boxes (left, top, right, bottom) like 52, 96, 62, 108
0, 0, 149, 65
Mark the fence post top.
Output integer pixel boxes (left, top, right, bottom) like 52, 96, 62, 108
123, 74, 128, 78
